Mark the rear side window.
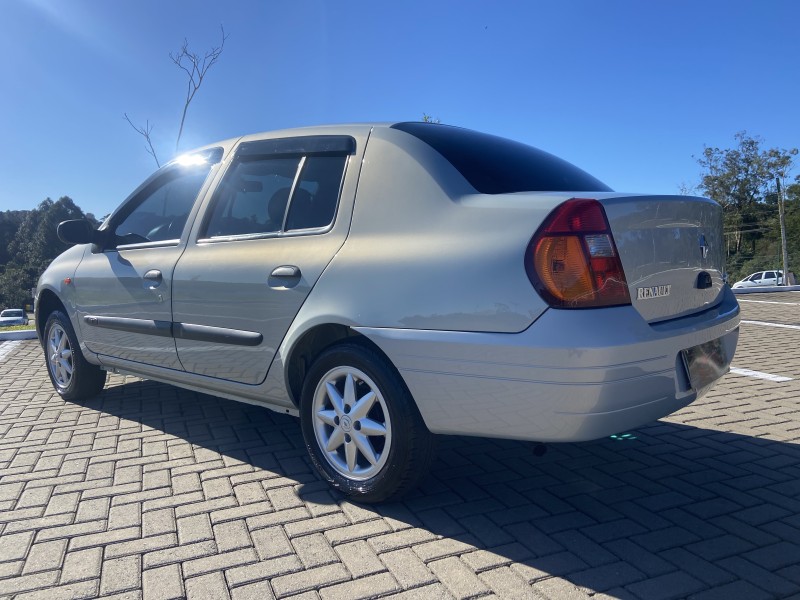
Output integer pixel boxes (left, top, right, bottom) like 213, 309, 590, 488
202, 143, 348, 238
391, 122, 611, 194
203, 157, 301, 237
286, 156, 347, 231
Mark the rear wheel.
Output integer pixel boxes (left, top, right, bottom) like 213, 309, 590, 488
43, 311, 106, 401
300, 342, 434, 503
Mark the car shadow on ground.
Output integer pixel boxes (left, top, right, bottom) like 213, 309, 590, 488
76, 377, 800, 597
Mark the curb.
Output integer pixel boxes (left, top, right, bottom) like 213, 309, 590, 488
0, 330, 38, 341
732, 285, 800, 295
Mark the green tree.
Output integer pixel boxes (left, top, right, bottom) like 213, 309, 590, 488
695, 132, 797, 279
0, 210, 27, 266
0, 197, 97, 309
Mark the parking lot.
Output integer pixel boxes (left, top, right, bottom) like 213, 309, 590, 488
1, 292, 799, 600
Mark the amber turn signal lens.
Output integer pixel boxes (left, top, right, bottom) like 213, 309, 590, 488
526, 199, 631, 308
534, 236, 595, 303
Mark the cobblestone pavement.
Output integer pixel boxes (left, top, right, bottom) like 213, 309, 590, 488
1, 294, 800, 599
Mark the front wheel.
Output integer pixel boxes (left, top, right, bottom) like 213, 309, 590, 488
43, 311, 106, 401
300, 342, 434, 503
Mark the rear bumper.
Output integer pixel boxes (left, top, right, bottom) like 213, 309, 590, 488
355, 287, 740, 442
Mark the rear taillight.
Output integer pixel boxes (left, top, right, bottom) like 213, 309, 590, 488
526, 198, 631, 308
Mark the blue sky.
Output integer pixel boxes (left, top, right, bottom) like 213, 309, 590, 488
1, 0, 798, 218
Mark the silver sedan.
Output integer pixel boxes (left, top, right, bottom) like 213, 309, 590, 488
36, 122, 740, 501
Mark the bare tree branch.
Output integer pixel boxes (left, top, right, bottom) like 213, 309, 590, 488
124, 113, 161, 167
170, 25, 228, 153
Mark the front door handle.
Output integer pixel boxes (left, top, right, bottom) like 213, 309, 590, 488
143, 269, 163, 289
271, 265, 300, 278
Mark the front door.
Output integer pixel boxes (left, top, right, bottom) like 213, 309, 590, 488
74, 154, 219, 368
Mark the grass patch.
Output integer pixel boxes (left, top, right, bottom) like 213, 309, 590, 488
0, 325, 35, 331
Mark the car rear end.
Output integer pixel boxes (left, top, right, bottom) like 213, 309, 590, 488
345, 123, 739, 442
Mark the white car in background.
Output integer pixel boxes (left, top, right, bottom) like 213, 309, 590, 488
732, 270, 784, 289
0, 309, 29, 326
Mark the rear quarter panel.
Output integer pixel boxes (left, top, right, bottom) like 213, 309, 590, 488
292, 126, 555, 335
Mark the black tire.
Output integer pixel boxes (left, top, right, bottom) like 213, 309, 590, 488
300, 342, 435, 503
43, 310, 106, 401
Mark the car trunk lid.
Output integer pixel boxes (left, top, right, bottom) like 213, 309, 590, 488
598, 194, 725, 323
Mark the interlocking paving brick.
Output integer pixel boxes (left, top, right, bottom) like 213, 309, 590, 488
21, 539, 67, 574
105, 533, 178, 559
60, 547, 103, 584
67, 526, 141, 552
177, 513, 214, 545
270, 563, 350, 598
43, 491, 80, 516
368, 528, 439, 553
511, 552, 589, 583
334, 540, 385, 578
15, 485, 53, 509
100, 555, 141, 595
33, 519, 106, 542
533, 576, 591, 599
568, 561, 647, 593
428, 556, 490, 599
1, 530, 34, 561
717, 556, 800, 597
381, 582, 454, 599
143, 508, 177, 537
185, 571, 231, 600
109, 503, 142, 530
319, 571, 400, 600
143, 540, 217, 569
412, 537, 478, 562
230, 580, 275, 600
625, 571, 706, 600
323, 517, 391, 546
4, 302, 800, 599
292, 532, 339, 568
478, 566, 539, 599
379, 547, 437, 589
13, 579, 99, 600
213, 519, 252, 553
743, 540, 800, 571
143, 564, 184, 600
225, 554, 303, 586
460, 543, 533, 573
182, 547, 258, 578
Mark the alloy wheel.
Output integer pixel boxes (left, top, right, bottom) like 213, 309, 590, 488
47, 323, 73, 390
312, 366, 392, 481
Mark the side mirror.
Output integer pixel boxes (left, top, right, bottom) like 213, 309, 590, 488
57, 220, 97, 245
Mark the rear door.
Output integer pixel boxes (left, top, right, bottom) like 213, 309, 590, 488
171, 134, 362, 384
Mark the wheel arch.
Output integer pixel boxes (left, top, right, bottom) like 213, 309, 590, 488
284, 323, 400, 409
36, 288, 68, 340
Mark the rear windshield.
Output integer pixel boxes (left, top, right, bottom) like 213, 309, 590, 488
391, 122, 612, 194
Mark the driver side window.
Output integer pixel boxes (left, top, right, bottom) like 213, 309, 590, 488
114, 168, 211, 247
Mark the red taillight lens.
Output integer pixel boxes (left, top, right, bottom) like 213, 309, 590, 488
526, 199, 631, 308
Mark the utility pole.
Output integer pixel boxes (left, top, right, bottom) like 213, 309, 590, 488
777, 177, 790, 285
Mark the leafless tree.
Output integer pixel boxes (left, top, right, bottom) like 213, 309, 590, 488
124, 114, 160, 167
125, 26, 228, 167
170, 26, 228, 153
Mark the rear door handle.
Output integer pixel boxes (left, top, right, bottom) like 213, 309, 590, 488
271, 265, 300, 278
143, 269, 163, 288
